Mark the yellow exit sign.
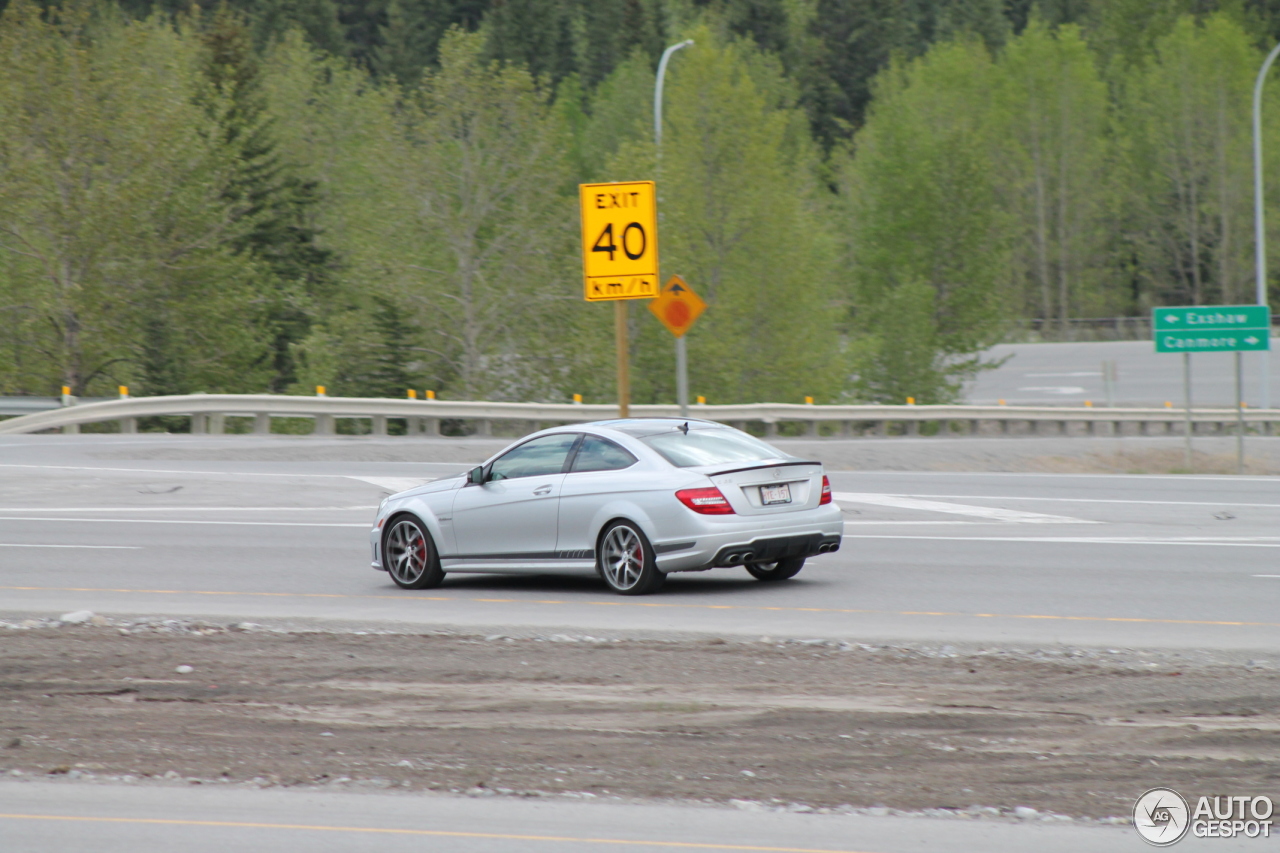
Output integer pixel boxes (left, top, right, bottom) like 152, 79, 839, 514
579, 181, 659, 301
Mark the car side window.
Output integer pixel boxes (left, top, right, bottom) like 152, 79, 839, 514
570, 435, 637, 473
488, 434, 579, 481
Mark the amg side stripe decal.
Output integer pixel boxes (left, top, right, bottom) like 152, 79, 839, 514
446, 550, 594, 561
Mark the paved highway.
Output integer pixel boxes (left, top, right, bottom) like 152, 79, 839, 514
0, 779, 1165, 853
2, 434, 1278, 650
2, 434, 1276, 852
965, 339, 1280, 407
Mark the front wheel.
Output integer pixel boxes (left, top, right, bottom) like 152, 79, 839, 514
383, 516, 444, 589
745, 557, 804, 581
598, 521, 664, 595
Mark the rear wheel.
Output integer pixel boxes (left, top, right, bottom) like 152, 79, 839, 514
383, 516, 444, 589
745, 557, 804, 582
598, 521, 664, 595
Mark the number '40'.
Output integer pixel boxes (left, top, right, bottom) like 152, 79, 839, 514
592, 222, 646, 261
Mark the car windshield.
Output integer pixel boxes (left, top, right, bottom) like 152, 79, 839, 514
638, 426, 787, 468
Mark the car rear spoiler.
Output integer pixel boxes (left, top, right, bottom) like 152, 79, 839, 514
696, 460, 822, 477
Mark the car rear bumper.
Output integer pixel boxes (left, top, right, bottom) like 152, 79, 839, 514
709, 532, 841, 567
653, 506, 844, 573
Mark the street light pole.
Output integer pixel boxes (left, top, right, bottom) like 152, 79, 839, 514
1252, 42, 1280, 409
656, 39, 693, 417
655, 39, 692, 152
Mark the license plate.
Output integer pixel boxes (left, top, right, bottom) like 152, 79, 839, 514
760, 483, 791, 505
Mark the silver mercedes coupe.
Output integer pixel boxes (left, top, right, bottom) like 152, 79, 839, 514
369, 418, 843, 595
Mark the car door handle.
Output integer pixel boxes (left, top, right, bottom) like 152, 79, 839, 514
533, 485, 553, 496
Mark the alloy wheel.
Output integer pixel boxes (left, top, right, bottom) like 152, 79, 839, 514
385, 519, 428, 585
601, 525, 645, 591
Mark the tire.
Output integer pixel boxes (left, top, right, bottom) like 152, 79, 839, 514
745, 557, 805, 582
597, 520, 665, 595
382, 516, 444, 590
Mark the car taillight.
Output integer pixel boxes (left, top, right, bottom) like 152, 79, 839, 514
675, 487, 735, 515
819, 475, 832, 505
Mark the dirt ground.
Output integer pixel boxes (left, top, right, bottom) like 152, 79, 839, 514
2, 622, 1277, 820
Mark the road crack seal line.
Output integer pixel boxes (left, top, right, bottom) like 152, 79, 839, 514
3, 585, 1278, 630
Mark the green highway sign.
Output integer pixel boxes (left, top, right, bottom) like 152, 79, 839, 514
1153, 305, 1271, 353
1153, 304, 1269, 330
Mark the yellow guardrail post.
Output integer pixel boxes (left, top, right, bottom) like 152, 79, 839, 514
117, 385, 137, 434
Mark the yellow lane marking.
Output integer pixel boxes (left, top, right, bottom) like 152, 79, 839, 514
0, 814, 875, 852
2, 586, 1279, 630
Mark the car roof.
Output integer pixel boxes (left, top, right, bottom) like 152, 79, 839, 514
586, 418, 722, 432
517, 419, 728, 455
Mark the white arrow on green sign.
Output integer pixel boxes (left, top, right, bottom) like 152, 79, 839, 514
1153, 305, 1272, 353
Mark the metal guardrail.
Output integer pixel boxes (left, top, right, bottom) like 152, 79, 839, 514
0, 393, 1277, 437
0, 396, 111, 416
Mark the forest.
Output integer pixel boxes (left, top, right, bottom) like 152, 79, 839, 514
4, 0, 1280, 406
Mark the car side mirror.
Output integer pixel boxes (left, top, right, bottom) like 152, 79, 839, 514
467, 465, 486, 485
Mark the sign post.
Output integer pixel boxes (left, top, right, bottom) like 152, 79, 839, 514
580, 181, 660, 417
648, 275, 707, 416
1154, 305, 1271, 473
1183, 352, 1192, 470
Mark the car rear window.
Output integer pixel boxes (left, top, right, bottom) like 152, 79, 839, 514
639, 427, 786, 468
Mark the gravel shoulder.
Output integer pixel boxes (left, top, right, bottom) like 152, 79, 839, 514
3, 620, 1277, 821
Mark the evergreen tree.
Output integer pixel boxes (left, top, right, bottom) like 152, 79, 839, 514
247, 0, 348, 54
199, 7, 337, 391
374, 0, 488, 83
329, 295, 419, 399
481, 0, 577, 84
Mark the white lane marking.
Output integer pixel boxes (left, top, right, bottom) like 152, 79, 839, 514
0, 464, 447, 482
869, 493, 1280, 510
346, 477, 435, 492
1254, 575, 1280, 578
0, 463, 344, 478
0, 507, 376, 512
832, 492, 1094, 524
1023, 372, 1100, 377
1017, 386, 1086, 394
0, 517, 367, 528
841, 520, 1013, 526
830, 472, 1280, 483
842, 532, 1280, 547
0, 544, 141, 549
